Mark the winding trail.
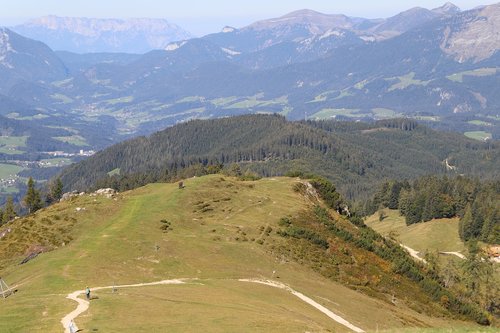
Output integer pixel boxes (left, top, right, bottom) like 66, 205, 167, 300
400, 244, 427, 264
61, 278, 365, 333
60, 279, 186, 333
239, 279, 365, 333
440, 251, 466, 259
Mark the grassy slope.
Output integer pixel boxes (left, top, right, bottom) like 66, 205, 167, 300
365, 209, 465, 254
0, 176, 486, 332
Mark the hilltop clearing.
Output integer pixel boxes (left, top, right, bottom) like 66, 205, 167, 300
365, 209, 465, 256
0, 175, 493, 331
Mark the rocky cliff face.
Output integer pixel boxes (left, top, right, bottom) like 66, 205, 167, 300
440, 3, 500, 63
12, 16, 192, 54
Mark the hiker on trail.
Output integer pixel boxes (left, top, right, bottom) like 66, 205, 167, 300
85, 286, 90, 300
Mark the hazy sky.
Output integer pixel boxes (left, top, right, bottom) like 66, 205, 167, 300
0, 0, 493, 35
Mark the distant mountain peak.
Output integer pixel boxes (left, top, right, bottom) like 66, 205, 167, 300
432, 2, 461, 15
12, 16, 193, 53
23, 16, 189, 34
221, 26, 236, 33
282, 9, 325, 18
246, 9, 353, 34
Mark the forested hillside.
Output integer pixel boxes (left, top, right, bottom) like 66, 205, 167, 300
368, 176, 500, 244
59, 115, 500, 200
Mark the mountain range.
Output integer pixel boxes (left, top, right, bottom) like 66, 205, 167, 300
12, 16, 192, 54
0, 4, 497, 144
0, 3, 499, 202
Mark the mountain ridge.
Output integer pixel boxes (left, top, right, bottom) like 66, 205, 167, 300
58, 115, 500, 201
12, 16, 193, 53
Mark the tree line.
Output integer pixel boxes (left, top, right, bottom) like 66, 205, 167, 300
58, 115, 499, 201
0, 177, 63, 226
366, 175, 499, 244
283, 175, 492, 324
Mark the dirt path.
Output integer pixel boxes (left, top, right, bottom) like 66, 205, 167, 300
60, 279, 186, 333
440, 251, 466, 259
239, 279, 365, 333
400, 244, 427, 264
62, 278, 364, 333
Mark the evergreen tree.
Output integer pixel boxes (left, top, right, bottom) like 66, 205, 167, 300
24, 177, 42, 214
2, 196, 17, 223
46, 178, 64, 204
480, 208, 499, 243
459, 204, 473, 241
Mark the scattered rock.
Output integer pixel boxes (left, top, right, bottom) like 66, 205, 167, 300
92, 188, 117, 198
61, 191, 80, 201
0, 228, 12, 239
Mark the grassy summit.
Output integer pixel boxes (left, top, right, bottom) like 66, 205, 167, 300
0, 175, 493, 332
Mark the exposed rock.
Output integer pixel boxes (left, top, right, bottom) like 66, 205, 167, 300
432, 2, 461, 16
92, 188, 117, 198
440, 4, 500, 63
60, 191, 80, 201
0, 228, 12, 239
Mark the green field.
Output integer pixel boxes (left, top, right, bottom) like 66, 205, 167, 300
53, 135, 89, 146
464, 131, 492, 141
210, 96, 239, 107
309, 90, 352, 103
447, 68, 497, 83
372, 108, 402, 119
468, 120, 492, 126
0, 177, 491, 332
105, 96, 134, 105
6, 113, 49, 120
0, 163, 24, 179
40, 158, 72, 167
51, 93, 74, 104
225, 94, 288, 109
387, 72, 430, 91
365, 209, 465, 254
312, 108, 366, 119
0, 136, 27, 154
176, 96, 204, 103
107, 168, 121, 176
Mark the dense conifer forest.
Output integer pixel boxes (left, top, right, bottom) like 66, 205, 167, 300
58, 115, 499, 201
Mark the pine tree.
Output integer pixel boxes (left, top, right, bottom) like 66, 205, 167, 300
46, 178, 64, 204
2, 196, 17, 223
459, 204, 473, 241
24, 177, 42, 214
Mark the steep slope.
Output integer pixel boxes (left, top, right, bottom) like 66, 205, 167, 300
440, 3, 500, 63
432, 2, 462, 15
0, 28, 67, 93
0, 176, 490, 331
58, 115, 500, 200
366, 209, 465, 256
12, 16, 192, 54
